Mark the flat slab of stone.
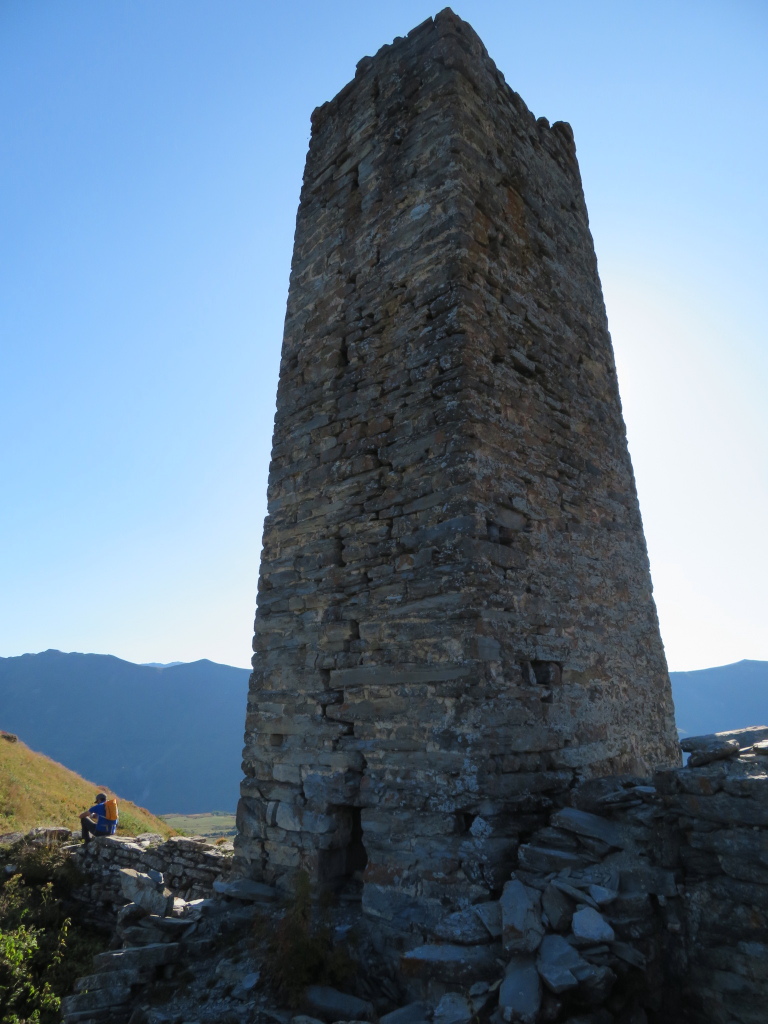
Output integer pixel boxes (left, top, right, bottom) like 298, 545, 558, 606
473, 900, 503, 938
500, 879, 544, 953
536, 934, 586, 994
434, 907, 493, 944
61, 984, 133, 1015
571, 907, 615, 945
213, 878, 277, 902
551, 878, 598, 909
74, 968, 142, 993
402, 943, 501, 982
542, 883, 574, 932
550, 807, 625, 849
379, 1003, 432, 1024
135, 832, 165, 844
518, 845, 595, 874
498, 956, 541, 1024
687, 737, 741, 767
303, 986, 374, 1022
588, 884, 617, 906
233, 971, 261, 999
0, 831, 24, 845
681, 726, 768, 752
119, 868, 174, 917
433, 992, 473, 1024
93, 943, 181, 973
143, 915, 195, 933
27, 826, 72, 844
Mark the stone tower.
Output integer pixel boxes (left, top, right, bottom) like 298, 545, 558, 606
237, 10, 679, 930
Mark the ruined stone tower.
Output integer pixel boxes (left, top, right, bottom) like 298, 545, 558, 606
237, 10, 679, 930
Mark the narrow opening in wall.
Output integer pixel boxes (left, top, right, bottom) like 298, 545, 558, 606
269, 734, 284, 747
319, 806, 368, 898
456, 811, 477, 834
346, 807, 368, 878
531, 661, 562, 686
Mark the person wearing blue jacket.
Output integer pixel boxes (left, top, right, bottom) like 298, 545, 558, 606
79, 793, 117, 843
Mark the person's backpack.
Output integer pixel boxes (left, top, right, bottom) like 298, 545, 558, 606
103, 798, 119, 833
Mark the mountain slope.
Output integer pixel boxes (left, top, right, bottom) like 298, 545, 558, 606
670, 659, 768, 738
0, 650, 249, 814
0, 734, 173, 836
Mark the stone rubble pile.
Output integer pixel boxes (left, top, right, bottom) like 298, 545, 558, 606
59, 835, 246, 1024
398, 733, 768, 1024
403, 780, 663, 1024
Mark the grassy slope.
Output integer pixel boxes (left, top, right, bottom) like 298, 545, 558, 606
0, 735, 174, 837
161, 811, 236, 837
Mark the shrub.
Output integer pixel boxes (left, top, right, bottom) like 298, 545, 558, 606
259, 871, 353, 1008
0, 849, 105, 1024
0, 920, 62, 1023
13, 843, 80, 892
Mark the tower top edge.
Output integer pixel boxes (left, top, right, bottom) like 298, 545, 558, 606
308, 7, 563, 147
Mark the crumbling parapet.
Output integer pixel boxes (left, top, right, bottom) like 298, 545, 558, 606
68, 833, 235, 927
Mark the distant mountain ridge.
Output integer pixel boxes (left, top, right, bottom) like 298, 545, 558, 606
0, 650, 249, 814
669, 659, 768, 738
1, 651, 765, 815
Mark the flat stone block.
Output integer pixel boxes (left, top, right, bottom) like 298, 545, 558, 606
571, 907, 615, 946
212, 878, 278, 901
550, 807, 625, 849
498, 956, 541, 1024
500, 879, 544, 953
303, 986, 374, 1021
379, 1003, 432, 1024
434, 906, 494, 944
401, 943, 502, 982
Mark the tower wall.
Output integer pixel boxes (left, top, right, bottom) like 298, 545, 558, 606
237, 10, 679, 929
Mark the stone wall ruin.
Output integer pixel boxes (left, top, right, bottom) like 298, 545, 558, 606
237, 8, 679, 928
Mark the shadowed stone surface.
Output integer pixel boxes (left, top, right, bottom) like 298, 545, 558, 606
237, 7, 678, 918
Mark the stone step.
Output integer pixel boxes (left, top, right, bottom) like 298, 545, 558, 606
92, 942, 181, 973
74, 967, 143, 992
61, 983, 133, 1016
62, 1009, 131, 1024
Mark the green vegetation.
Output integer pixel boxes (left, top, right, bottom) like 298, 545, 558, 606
0, 739, 175, 1022
160, 811, 235, 839
0, 736, 174, 838
257, 871, 353, 1008
0, 840, 106, 1024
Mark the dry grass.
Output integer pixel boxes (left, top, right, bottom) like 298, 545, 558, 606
0, 735, 174, 838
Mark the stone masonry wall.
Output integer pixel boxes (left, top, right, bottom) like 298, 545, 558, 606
69, 834, 233, 926
655, 739, 768, 1024
238, 8, 679, 926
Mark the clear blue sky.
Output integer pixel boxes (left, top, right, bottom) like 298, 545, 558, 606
1, 1, 766, 671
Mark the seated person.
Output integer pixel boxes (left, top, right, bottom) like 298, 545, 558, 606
79, 792, 117, 843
